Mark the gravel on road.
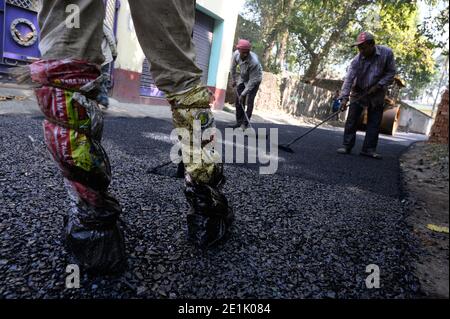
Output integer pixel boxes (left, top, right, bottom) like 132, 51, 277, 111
0, 114, 422, 298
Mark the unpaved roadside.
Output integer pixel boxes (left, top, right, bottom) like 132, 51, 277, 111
400, 141, 449, 298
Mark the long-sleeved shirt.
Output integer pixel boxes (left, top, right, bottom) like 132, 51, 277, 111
340, 45, 396, 100
230, 50, 263, 96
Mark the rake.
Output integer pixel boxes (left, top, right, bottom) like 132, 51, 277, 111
278, 93, 368, 153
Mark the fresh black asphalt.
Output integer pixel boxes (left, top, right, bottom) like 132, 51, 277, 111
0, 113, 423, 298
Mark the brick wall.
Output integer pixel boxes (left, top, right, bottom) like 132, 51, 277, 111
226, 71, 283, 113
251, 72, 334, 120
428, 88, 449, 144
279, 77, 334, 119
253, 72, 281, 112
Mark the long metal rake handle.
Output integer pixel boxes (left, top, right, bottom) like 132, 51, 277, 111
283, 92, 369, 148
283, 110, 341, 147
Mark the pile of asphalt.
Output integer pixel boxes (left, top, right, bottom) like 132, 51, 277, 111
0, 114, 420, 298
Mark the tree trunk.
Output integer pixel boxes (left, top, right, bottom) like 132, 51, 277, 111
278, 0, 295, 73
278, 30, 289, 73
262, 39, 276, 69
303, 53, 321, 81
303, 0, 367, 81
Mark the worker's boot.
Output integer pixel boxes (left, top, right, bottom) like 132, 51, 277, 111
168, 87, 234, 247
30, 59, 126, 274
360, 148, 383, 160
337, 147, 352, 154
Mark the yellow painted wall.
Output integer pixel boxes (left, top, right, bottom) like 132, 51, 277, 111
114, 0, 145, 73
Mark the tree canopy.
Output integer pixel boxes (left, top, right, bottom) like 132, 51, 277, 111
236, 0, 447, 98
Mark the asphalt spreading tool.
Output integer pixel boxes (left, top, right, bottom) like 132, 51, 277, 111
147, 159, 174, 175
278, 93, 369, 153
148, 149, 184, 178
278, 110, 341, 153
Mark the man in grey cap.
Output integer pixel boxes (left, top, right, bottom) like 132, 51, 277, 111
337, 31, 397, 159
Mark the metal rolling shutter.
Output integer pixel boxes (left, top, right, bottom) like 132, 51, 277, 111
193, 10, 214, 85
140, 10, 214, 97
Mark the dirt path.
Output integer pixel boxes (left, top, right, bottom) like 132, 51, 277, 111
401, 142, 449, 298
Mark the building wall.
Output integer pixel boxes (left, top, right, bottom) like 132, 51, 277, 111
114, 1, 145, 73
111, 0, 243, 108
111, 0, 152, 105
196, 0, 243, 108
254, 72, 337, 120
398, 101, 434, 135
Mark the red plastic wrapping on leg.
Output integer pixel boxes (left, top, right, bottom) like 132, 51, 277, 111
30, 59, 100, 90
31, 59, 126, 274
43, 120, 111, 191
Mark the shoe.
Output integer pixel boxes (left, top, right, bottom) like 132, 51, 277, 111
337, 147, 351, 154
360, 150, 383, 159
97, 96, 109, 107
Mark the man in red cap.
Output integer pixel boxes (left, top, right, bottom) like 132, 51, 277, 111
230, 39, 263, 129
337, 31, 397, 159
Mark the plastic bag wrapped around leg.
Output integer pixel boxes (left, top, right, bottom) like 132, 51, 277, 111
169, 87, 234, 247
64, 217, 126, 275
184, 173, 234, 248
28, 59, 126, 274
36, 84, 110, 191
29, 59, 101, 92
43, 120, 111, 191
65, 180, 126, 274
35, 86, 104, 139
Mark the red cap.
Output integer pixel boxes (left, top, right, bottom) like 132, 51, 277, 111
352, 32, 375, 47
236, 39, 251, 51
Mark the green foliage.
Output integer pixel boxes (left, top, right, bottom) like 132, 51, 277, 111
234, 15, 265, 59
289, 0, 368, 78
352, 1, 437, 98
240, 0, 297, 73
237, 0, 444, 97
418, 2, 449, 55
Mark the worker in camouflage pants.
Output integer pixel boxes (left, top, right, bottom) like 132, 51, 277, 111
27, 0, 233, 274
